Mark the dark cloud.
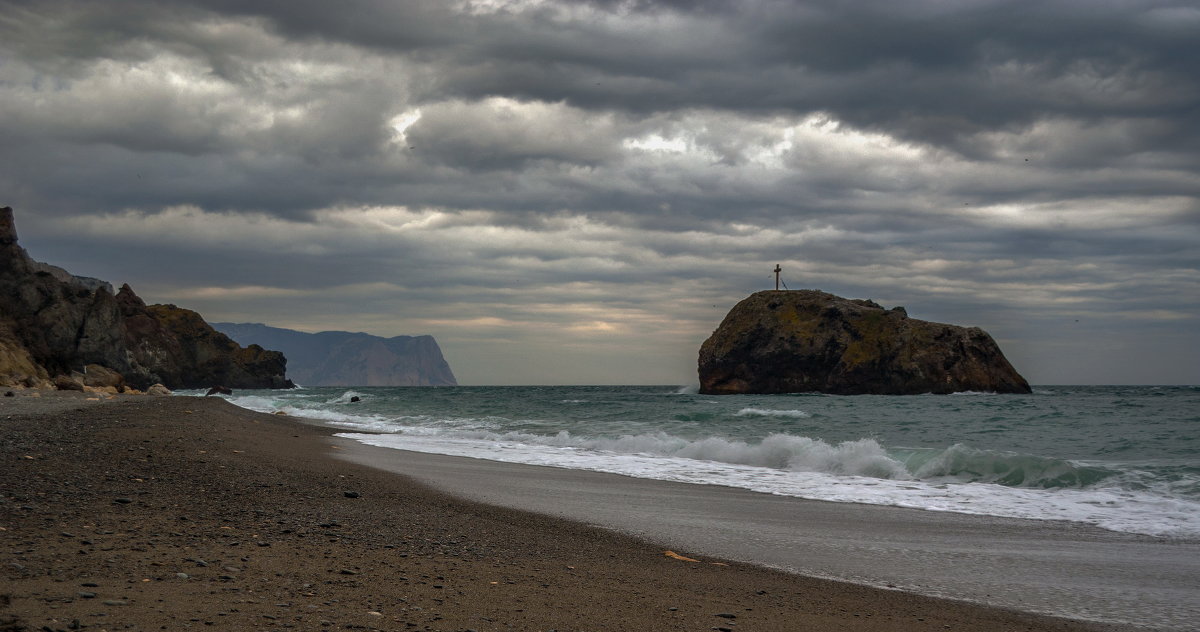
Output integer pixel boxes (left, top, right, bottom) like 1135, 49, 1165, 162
1, 0, 1197, 384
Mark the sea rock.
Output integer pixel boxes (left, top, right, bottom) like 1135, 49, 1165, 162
205, 385, 233, 396
213, 322, 457, 386
0, 207, 295, 390
698, 290, 1031, 395
145, 383, 172, 396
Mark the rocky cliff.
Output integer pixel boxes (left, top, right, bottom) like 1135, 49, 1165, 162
698, 290, 1031, 395
0, 206, 293, 390
214, 322, 457, 387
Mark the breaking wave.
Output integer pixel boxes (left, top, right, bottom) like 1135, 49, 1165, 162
735, 407, 811, 419
327, 390, 367, 404
196, 384, 1200, 537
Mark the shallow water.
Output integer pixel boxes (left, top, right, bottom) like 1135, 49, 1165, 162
195, 384, 1200, 538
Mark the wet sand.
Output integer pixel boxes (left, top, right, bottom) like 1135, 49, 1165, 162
340, 441, 1199, 630
1, 392, 1143, 631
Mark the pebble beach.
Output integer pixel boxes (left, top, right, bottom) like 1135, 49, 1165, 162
2, 392, 1135, 631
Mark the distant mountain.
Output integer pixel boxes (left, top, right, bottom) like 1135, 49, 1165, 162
213, 323, 457, 387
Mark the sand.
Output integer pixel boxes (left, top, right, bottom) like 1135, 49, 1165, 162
1, 392, 1139, 631
339, 441, 1199, 629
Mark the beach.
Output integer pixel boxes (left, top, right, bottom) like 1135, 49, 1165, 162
342, 444, 1200, 629
0, 392, 1152, 631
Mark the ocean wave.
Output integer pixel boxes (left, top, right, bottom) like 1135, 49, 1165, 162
326, 390, 368, 404
198, 385, 1200, 537
216, 391, 1129, 492
349, 425, 1111, 490
343, 430, 1200, 537
222, 394, 284, 411
899, 444, 1117, 489
735, 407, 811, 418
570, 433, 907, 479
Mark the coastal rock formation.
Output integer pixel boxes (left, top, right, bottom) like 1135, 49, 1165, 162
698, 290, 1031, 395
214, 322, 457, 387
0, 206, 294, 390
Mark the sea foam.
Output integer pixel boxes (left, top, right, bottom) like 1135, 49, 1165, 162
735, 407, 811, 418
198, 384, 1200, 538
340, 429, 1200, 537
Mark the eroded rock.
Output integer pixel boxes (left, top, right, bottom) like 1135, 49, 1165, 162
0, 207, 294, 390
699, 290, 1030, 395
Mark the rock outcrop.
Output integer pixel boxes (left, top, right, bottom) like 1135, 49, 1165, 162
0, 206, 294, 390
698, 290, 1031, 395
213, 322, 457, 387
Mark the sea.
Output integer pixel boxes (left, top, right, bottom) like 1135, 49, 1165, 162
190, 384, 1200, 539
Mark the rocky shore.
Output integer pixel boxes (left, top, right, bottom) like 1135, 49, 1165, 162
1, 392, 1125, 631
0, 207, 293, 392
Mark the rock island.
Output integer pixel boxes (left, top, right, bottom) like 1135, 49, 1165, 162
699, 290, 1031, 395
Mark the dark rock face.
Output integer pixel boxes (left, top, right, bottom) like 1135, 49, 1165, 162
698, 290, 1031, 395
0, 207, 294, 390
117, 286, 292, 389
213, 322, 457, 387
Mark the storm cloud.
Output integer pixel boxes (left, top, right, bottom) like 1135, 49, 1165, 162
2, 0, 1197, 384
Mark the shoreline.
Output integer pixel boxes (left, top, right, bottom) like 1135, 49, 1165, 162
333, 437, 1199, 630
1, 392, 1153, 631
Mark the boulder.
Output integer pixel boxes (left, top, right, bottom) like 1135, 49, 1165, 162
53, 374, 85, 391
83, 364, 126, 391
145, 383, 173, 396
698, 290, 1031, 395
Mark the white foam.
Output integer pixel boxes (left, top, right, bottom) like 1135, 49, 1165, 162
340, 431, 1200, 537
326, 390, 368, 404
735, 407, 811, 418
207, 389, 1200, 538
225, 394, 286, 412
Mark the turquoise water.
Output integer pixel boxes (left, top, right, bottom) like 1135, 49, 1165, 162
205, 384, 1200, 537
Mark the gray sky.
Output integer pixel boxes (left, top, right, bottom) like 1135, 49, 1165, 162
2, 0, 1198, 385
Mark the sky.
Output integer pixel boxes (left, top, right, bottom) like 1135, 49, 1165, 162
1, 0, 1198, 386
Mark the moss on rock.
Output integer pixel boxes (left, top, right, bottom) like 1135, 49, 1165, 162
698, 290, 1030, 395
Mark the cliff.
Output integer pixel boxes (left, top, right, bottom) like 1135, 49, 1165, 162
213, 322, 457, 387
0, 206, 293, 390
698, 290, 1031, 395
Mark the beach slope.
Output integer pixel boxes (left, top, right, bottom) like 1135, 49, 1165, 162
2, 393, 1129, 631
